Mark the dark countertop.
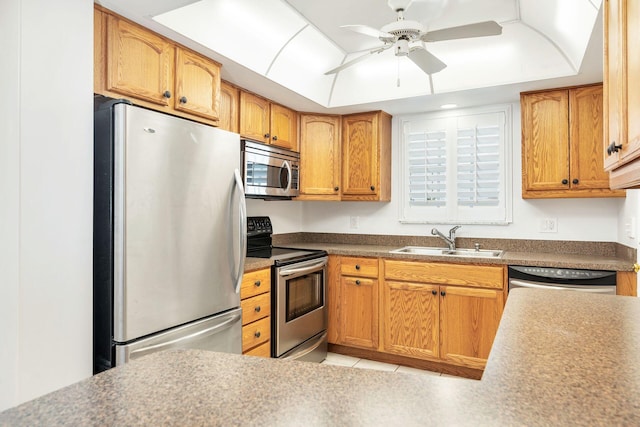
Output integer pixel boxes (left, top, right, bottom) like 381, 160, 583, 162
244, 241, 635, 272
2, 289, 639, 426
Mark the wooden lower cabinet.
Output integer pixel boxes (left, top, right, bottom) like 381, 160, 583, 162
382, 260, 504, 369
240, 268, 271, 357
383, 281, 439, 359
439, 285, 504, 369
340, 275, 378, 349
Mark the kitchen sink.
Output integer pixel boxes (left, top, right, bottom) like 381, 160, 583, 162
389, 246, 504, 259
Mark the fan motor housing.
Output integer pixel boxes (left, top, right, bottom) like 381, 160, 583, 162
381, 19, 425, 40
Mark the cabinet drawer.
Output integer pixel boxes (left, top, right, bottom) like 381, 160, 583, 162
242, 316, 270, 353
241, 292, 271, 325
341, 257, 378, 278
243, 341, 271, 358
241, 268, 271, 299
384, 260, 504, 290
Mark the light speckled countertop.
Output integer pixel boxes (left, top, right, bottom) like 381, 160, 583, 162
1, 289, 639, 426
244, 241, 635, 273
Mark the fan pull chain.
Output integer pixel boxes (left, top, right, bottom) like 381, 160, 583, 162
397, 55, 401, 87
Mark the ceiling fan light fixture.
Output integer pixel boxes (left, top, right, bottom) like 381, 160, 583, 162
395, 38, 410, 56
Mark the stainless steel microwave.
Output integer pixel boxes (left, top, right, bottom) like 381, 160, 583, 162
241, 140, 299, 199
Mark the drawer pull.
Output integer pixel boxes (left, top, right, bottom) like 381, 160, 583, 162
254, 280, 261, 287
255, 306, 261, 313
254, 331, 261, 338
355, 264, 361, 270
355, 280, 361, 285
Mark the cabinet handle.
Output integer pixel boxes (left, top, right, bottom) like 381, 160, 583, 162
255, 306, 261, 313
607, 141, 623, 155
572, 178, 579, 185
561, 179, 568, 185
254, 280, 261, 287
440, 291, 446, 297
355, 264, 360, 270
264, 133, 271, 138
272, 135, 278, 141
163, 90, 171, 99
179, 96, 187, 104
254, 331, 261, 338
370, 185, 376, 191
355, 280, 361, 285
334, 186, 339, 191
431, 290, 437, 296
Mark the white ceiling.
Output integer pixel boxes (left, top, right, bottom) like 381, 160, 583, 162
96, 0, 604, 115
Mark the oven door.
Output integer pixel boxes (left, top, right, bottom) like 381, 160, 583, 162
274, 257, 327, 357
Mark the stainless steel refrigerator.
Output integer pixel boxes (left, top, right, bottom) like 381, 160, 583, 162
93, 97, 246, 374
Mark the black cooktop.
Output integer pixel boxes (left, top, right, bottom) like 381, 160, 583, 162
246, 216, 326, 266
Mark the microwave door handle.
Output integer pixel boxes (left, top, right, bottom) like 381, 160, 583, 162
279, 259, 327, 277
232, 168, 247, 294
283, 160, 292, 192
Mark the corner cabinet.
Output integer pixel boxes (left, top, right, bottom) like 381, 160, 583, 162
604, 0, 640, 188
521, 84, 624, 198
239, 91, 298, 151
94, 6, 221, 126
341, 112, 392, 201
298, 114, 342, 200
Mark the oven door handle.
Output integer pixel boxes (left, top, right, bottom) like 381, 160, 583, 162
280, 331, 327, 361
509, 279, 614, 293
278, 259, 327, 277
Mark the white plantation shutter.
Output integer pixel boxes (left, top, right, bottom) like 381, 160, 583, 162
400, 106, 512, 224
408, 129, 447, 206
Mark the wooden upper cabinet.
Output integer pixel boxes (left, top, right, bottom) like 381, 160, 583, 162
239, 91, 299, 150
218, 81, 239, 133
341, 111, 392, 201
298, 114, 342, 200
606, 0, 640, 188
239, 91, 271, 144
521, 89, 570, 193
270, 103, 298, 151
106, 14, 174, 106
521, 84, 624, 198
174, 48, 221, 121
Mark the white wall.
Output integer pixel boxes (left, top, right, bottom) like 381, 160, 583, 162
299, 103, 630, 243
0, 0, 93, 411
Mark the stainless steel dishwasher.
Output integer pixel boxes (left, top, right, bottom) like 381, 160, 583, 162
508, 266, 617, 295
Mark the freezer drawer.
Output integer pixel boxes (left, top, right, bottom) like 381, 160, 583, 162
114, 308, 242, 366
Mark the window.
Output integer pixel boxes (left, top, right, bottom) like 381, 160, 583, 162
399, 105, 512, 224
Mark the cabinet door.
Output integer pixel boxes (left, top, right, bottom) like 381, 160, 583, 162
106, 15, 174, 106
339, 276, 378, 350
219, 81, 239, 133
603, 0, 625, 170
174, 48, 221, 121
383, 281, 439, 359
569, 85, 610, 190
439, 286, 503, 369
622, 0, 640, 164
521, 90, 570, 192
270, 104, 298, 151
240, 92, 270, 143
342, 113, 379, 199
299, 114, 342, 199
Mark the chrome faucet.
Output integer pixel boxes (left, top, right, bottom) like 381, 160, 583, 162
431, 226, 462, 251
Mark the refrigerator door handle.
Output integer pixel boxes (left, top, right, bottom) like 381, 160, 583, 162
128, 311, 242, 360
233, 168, 247, 294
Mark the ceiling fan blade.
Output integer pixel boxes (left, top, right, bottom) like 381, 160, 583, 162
421, 21, 502, 42
408, 47, 447, 75
341, 24, 394, 40
325, 45, 393, 75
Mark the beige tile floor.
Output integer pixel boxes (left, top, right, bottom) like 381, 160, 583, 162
322, 352, 464, 378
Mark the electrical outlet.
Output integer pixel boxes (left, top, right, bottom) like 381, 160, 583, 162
539, 218, 558, 233
626, 217, 636, 239
349, 216, 359, 229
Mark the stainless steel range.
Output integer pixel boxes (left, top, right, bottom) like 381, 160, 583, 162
247, 217, 328, 362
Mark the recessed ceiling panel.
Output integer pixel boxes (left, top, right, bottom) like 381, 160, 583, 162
154, 0, 307, 74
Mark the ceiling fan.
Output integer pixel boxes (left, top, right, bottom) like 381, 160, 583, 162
325, 0, 503, 76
